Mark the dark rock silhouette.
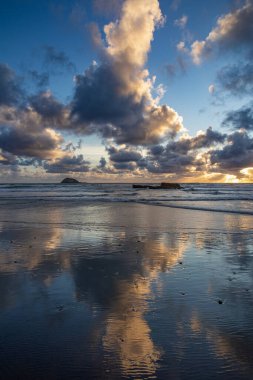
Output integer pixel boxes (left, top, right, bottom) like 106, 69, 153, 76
133, 182, 182, 190
61, 177, 79, 184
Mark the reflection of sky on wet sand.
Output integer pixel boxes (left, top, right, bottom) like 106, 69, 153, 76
0, 203, 253, 379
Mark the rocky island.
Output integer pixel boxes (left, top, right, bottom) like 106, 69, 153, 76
61, 177, 80, 184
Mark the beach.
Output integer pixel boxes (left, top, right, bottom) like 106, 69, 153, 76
0, 195, 253, 379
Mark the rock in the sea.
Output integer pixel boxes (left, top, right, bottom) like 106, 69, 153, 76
160, 182, 182, 189
132, 184, 149, 189
132, 182, 182, 190
61, 177, 79, 184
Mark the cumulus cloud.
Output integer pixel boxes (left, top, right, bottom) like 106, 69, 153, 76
0, 106, 64, 159
0, 63, 70, 168
96, 127, 253, 180
98, 156, 107, 168
44, 154, 90, 173
177, 41, 188, 53
105, 145, 144, 171
107, 146, 143, 163
210, 131, 253, 172
0, 151, 19, 166
190, 0, 253, 64
26, 91, 71, 132
0, 61, 87, 175
2, 1, 252, 182
63, 139, 82, 153
189, 127, 226, 148
71, 0, 183, 145
29, 91, 65, 122
217, 62, 253, 96
95, 127, 227, 176
142, 127, 226, 174
222, 103, 253, 131
0, 63, 23, 106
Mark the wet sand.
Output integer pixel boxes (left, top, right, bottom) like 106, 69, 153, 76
0, 202, 253, 379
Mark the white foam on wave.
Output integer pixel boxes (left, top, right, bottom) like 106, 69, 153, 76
0, 182, 253, 216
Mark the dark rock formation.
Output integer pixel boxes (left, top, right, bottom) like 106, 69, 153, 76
160, 182, 182, 189
132, 184, 149, 189
61, 177, 79, 184
133, 182, 182, 190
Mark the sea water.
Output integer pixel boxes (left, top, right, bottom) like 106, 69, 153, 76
0, 182, 253, 215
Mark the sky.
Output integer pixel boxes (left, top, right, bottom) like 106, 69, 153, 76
0, 0, 253, 183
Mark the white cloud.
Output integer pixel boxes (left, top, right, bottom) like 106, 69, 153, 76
174, 15, 188, 28
208, 84, 215, 94
177, 41, 188, 53
190, 0, 253, 64
71, 0, 184, 145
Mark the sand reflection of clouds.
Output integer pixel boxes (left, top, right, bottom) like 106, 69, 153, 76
0, 207, 70, 278
190, 310, 253, 374
103, 277, 160, 377
100, 233, 189, 377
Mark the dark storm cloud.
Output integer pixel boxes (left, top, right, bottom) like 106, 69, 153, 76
71, 63, 182, 145
105, 146, 144, 172
210, 131, 253, 171
98, 157, 107, 168
94, 156, 116, 174
0, 62, 72, 167
26, 91, 71, 131
0, 151, 18, 166
44, 154, 90, 173
113, 162, 136, 171
0, 102, 64, 160
150, 145, 165, 156
29, 92, 65, 121
0, 152, 38, 169
100, 128, 226, 175
217, 62, 253, 96
145, 143, 195, 174
107, 146, 143, 163
0, 63, 23, 106
43, 46, 76, 72
222, 103, 253, 131
0, 123, 63, 159
190, 127, 226, 149
71, 63, 182, 144
150, 127, 225, 156
143, 127, 226, 174
71, 64, 144, 129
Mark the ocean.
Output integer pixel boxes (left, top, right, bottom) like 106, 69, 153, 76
1, 182, 253, 215
0, 182, 253, 379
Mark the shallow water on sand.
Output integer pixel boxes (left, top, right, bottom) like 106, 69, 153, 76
0, 202, 253, 379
